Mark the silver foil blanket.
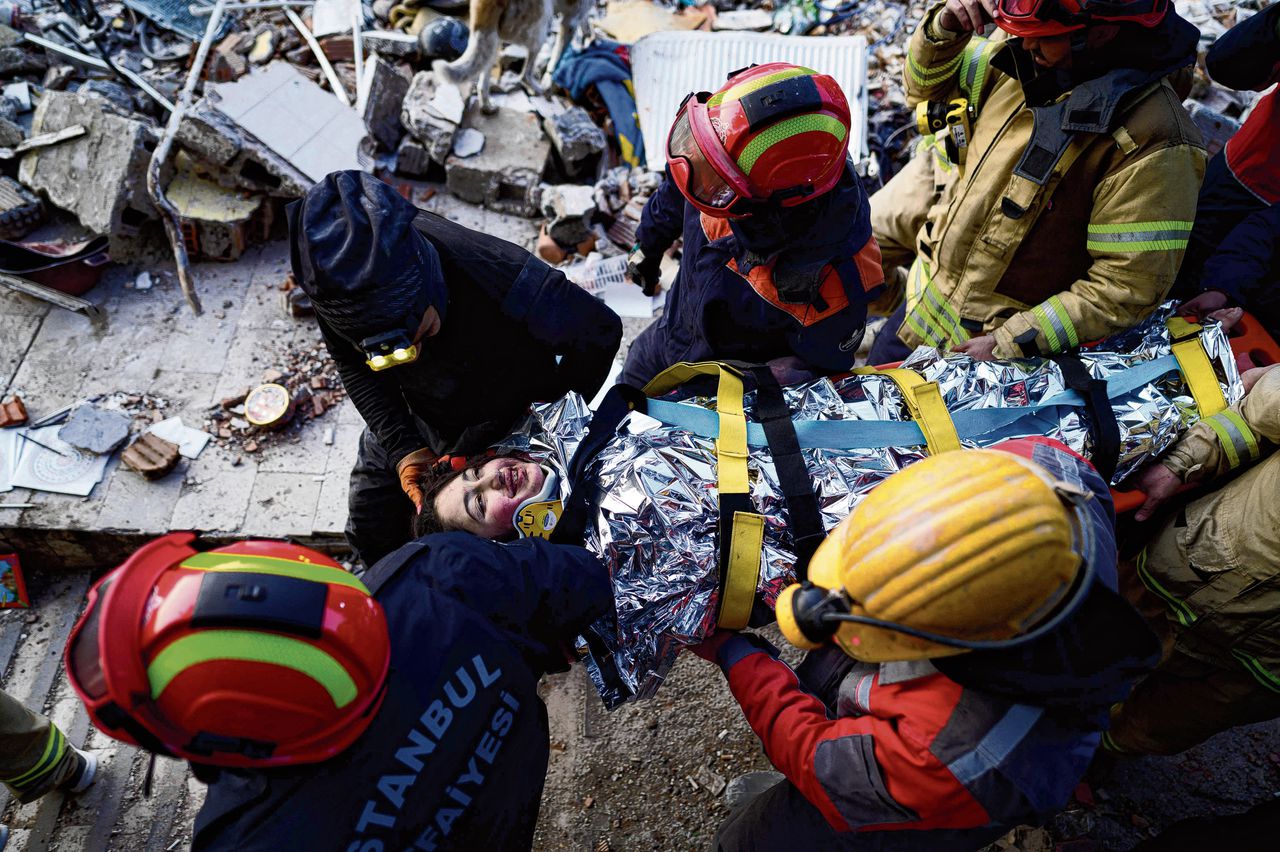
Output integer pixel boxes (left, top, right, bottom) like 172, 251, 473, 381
500, 305, 1242, 708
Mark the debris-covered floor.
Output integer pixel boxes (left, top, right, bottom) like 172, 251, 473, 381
2, 0, 1279, 848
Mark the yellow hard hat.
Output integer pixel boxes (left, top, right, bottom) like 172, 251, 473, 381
777, 449, 1082, 663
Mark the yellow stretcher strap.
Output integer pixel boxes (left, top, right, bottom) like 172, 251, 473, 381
1165, 319, 1228, 418
854, 367, 963, 455
643, 361, 763, 629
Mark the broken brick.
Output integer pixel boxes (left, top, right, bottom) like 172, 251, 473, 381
220, 391, 248, 410
121, 433, 181, 480
310, 376, 327, 390
0, 395, 27, 427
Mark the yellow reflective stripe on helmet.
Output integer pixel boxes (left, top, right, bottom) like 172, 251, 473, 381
907, 51, 962, 87
959, 37, 994, 111
707, 66, 817, 107
148, 630, 359, 708
181, 552, 370, 595
1135, 548, 1196, 627
1086, 220, 1193, 253
1170, 336, 1228, 419
736, 114, 848, 177
1031, 296, 1080, 352
1203, 410, 1260, 470
1232, 648, 1280, 694
1, 725, 66, 788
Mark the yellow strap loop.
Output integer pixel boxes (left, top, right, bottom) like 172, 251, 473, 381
720, 512, 765, 630
1166, 319, 1228, 419
643, 361, 763, 629
854, 367, 963, 455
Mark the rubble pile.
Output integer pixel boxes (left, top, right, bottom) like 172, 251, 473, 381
203, 342, 347, 458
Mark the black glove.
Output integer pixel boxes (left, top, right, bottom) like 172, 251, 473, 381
627, 244, 662, 297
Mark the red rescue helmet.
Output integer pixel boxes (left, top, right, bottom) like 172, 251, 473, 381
666, 63, 851, 219
65, 532, 390, 768
995, 0, 1168, 38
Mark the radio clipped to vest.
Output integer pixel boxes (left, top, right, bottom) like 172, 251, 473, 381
916, 97, 976, 170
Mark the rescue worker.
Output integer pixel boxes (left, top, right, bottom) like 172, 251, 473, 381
1, 690, 96, 849
868, 0, 1205, 365
63, 531, 613, 850
290, 171, 622, 568
1105, 364, 1280, 754
693, 440, 1160, 849
1174, 2, 1280, 333
622, 63, 886, 388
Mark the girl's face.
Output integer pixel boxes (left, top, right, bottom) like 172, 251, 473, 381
432, 457, 547, 539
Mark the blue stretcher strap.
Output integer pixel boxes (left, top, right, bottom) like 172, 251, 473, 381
642, 355, 1180, 449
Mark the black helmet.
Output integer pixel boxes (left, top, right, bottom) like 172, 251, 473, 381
286, 171, 447, 349
419, 17, 469, 62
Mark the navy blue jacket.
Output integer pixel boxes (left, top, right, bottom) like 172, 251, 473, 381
322, 211, 623, 463
1203, 202, 1280, 341
191, 534, 613, 851
622, 166, 884, 387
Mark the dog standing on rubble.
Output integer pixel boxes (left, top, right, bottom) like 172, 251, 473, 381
433, 0, 591, 113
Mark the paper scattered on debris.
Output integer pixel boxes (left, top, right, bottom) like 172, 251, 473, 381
148, 416, 213, 459
10, 426, 109, 497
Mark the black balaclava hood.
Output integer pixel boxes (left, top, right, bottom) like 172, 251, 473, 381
286, 170, 447, 346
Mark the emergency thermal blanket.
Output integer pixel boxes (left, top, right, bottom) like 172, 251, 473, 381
497, 306, 1243, 708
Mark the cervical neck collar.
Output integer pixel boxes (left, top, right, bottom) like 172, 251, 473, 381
513, 466, 562, 539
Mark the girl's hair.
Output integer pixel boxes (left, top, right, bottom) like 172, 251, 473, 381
411, 450, 531, 538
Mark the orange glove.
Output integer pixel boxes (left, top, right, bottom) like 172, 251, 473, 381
396, 448, 439, 511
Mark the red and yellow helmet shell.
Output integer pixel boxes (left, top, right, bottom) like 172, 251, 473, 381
65, 533, 390, 768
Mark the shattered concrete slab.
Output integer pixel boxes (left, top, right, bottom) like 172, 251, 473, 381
166, 154, 272, 262
203, 61, 365, 184
57, 404, 132, 454
358, 55, 409, 151
395, 136, 433, 178
445, 105, 550, 218
177, 105, 310, 197
18, 90, 162, 248
545, 106, 606, 178
401, 70, 459, 164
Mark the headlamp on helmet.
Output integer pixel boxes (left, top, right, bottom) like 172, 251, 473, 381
362, 328, 420, 371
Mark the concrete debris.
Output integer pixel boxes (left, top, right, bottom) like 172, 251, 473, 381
359, 55, 410, 151
395, 136, 434, 178
121, 433, 181, 480
0, 175, 42, 240
19, 91, 160, 256
166, 153, 272, 262
203, 62, 365, 183
445, 105, 549, 218
401, 71, 459, 164
0, 114, 19, 147
427, 81, 466, 125
545, 107, 607, 178
713, 10, 775, 31
451, 127, 485, 158
57, 403, 132, 455
135, 271, 153, 290
542, 183, 599, 248
248, 28, 278, 65
3, 80, 29, 112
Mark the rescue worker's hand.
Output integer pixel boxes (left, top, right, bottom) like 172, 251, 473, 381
767, 355, 817, 387
396, 448, 439, 511
952, 334, 998, 361
1178, 290, 1230, 321
939, 0, 997, 33
1133, 462, 1181, 522
689, 629, 736, 663
626, 244, 663, 297
1242, 364, 1280, 394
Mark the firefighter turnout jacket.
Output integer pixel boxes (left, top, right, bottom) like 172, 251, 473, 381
893, 3, 1205, 358
190, 535, 613, 851
709, 438, 1158, 836
1107, 366, 1280, 754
